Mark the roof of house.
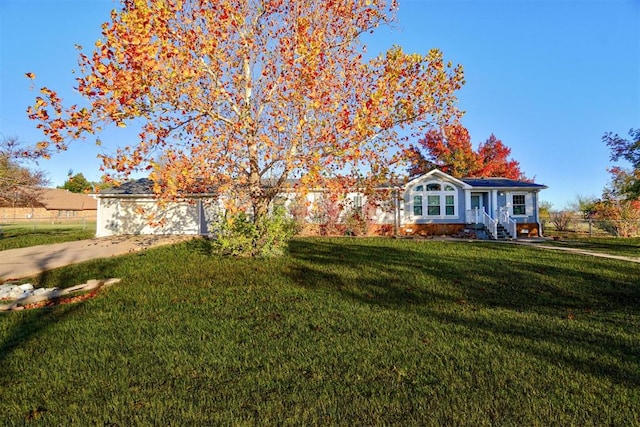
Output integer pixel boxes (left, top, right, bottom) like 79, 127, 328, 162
99, 178, 155, 195
461, 177, 548, 189
97, 178, 220, 197
37, 188, 97, 210
407, 169, 472, 189
98, 177, 301, 197
97, 171, 548, 197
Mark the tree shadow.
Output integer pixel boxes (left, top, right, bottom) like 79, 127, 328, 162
286, 238, 640, 387
0, 256, 120, 376
548, 239, 640, 257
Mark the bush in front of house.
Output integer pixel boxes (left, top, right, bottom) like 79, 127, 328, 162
211, 206, 299, 257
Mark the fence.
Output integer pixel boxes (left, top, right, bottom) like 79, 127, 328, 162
541, 218, 640, 238
0, 214, 97, 232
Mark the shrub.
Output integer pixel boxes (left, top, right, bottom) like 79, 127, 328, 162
343, 207, 367, 236
549, 210, 573, 231
211, 206, 298, 257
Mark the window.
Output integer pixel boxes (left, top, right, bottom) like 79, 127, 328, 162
427, 195, 440, 215
445, 195, 455, 215
411, 180, 457, 217
413, 195, 423, 215
513, 194, 526, 215
352, 194, 363, 212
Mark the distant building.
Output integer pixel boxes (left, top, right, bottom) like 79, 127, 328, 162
0, 187, 97, 223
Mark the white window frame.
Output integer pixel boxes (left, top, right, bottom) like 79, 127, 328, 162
410, 180, 458, 219
512, 193, 527, 217
351, 194, 363, 213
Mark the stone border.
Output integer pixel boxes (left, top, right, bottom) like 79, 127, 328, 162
0, 278, 121, 312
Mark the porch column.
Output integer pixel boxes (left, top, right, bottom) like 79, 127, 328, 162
464, 189, 471, 222
491, 190, 498, 218
394, 188, 400, 236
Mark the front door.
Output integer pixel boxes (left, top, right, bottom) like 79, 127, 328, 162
471, 194, 484, 212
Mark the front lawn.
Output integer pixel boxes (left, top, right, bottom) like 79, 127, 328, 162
538, 236, 640, 259
0, 238, 638, 425
0, 222, 96, 251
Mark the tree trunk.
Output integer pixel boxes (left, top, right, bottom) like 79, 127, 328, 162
249, 195, 269, 256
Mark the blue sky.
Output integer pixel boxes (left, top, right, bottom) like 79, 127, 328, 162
1, 0, 638, 209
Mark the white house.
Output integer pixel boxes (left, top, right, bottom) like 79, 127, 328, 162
94, 169, 547, 239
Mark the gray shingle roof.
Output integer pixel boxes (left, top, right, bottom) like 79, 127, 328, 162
99, 178, 155, 195
98, 174, 547, 196
461, 177, 547, 189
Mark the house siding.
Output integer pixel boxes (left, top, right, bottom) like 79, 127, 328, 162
94, 170, 547, 239
96, 198, 201, 237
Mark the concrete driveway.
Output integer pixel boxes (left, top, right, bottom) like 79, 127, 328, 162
0, 235, 192, 282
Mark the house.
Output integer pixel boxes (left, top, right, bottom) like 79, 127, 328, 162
94, 179, 216, 237
399, 169, 547, 239
93, 169, 547, 239
0, 187, 97, 223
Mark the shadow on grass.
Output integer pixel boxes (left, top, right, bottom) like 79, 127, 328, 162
288, 239, 639, 313
287, 238, 640, 387
542, 237, 640, 258
0, 255, 120, 375
0, 229, 94, 252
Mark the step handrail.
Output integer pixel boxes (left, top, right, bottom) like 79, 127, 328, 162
498, 208, 517, 239
482, 210, 497, 239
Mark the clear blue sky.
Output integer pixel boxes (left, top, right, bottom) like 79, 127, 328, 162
1, 0, 639, 209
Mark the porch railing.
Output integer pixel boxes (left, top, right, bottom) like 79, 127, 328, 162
482, 210, 497, 239
465, 208, 482, 224
498, 208, 517, 239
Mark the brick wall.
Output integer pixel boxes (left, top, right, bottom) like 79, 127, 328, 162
0, 207, 96, 223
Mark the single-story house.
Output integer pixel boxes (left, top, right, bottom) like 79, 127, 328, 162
399, 169, 547, 238
93, 169, 547, 239
0, 187, 97, 223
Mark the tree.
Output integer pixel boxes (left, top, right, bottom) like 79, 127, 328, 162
407, 123, 477, 177
591, 173, 640, 237
569, 194, 597, 220
406, 124, 526, 179
0, 136, 48, 207
538, 200, 552, 219
59, 172, 93, 193
27, 0, 464, 253
602, 128, 640, 199
475, 134, 525, 180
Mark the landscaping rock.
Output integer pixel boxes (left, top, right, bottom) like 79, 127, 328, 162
0, 283, 35, 300
0, 278, 121, 312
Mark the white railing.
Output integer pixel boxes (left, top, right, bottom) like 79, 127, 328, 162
465, 208, 482, 224
482, 210, 497, 239
498, 208, 517, 239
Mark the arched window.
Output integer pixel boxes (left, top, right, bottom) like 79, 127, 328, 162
411, 181, 457, 217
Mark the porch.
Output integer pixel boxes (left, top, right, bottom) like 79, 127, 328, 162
465, 207, 517, 240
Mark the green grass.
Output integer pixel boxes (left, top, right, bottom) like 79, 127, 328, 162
0, 222, 96, 251
1, 237, 638, 425
540, 236, 640, 259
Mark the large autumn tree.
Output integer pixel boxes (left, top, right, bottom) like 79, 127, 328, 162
406, 123, 526, 179
27, 0, 463, 244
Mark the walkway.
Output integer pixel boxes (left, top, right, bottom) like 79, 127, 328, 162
1, 235, 637, 283
0, 236, 191, 282
511, 238, 640, 264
